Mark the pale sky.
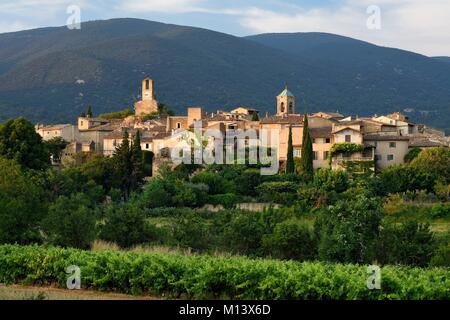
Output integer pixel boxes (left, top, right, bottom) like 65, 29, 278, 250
1, 0, 449, 57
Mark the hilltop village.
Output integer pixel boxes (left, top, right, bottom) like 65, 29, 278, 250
36, 78, 449, 174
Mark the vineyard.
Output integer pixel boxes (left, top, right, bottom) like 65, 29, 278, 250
0, 245, 448, 300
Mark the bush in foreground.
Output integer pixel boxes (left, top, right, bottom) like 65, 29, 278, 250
0, 245, 448, 300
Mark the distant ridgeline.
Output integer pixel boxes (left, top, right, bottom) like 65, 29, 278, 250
0, 18, 449, 132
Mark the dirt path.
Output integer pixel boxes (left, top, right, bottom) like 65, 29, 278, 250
0, 284, 160, 300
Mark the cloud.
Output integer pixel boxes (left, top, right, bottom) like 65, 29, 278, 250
115, 0, 209, 14
238, 0, 450, 56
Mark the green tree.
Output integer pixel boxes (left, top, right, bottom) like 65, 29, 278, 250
317, 194, 382, 263
377, 221, 436, 266
86, 106, 93, 118
410, 147, 450, 182
262, 218, 317, 260
251, 112, 260, 121
0, 117, 50, 170
299, 114, 314, 180
0, 157, 47, 244
404, 147, 422, 163
44, 137, 68, 163
313, 168, 349, 192
42, 193, 97, 249
131, 130, 144, 190
286, 125, 295, 174
113, 131, 133, 198
100, 203, 157, 248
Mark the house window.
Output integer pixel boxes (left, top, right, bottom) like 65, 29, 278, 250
145, 79, 150, 90
294, 149, 301, 157
387, 154, 394, 161
313, 151, 318, 160
323, 151, 329, 160
389, 142, 396, 148
145, 143, 149, 149
375, 154, 382, 161
325, 138, 331, 143
176, 122, 181, 129
312, 138, 316, 144
288, 102, 294, 113
280, 102, 285, 112
345, 135, 351, 142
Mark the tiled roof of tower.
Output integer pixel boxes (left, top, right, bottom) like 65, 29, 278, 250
277, 88, 295, 97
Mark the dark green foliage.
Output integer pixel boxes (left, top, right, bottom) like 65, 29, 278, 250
98, 108, 134, 119
223, 211, 266, 255
257, 181, 299, 204
313, 168, 349, 192
234, 169, 263, 196
404, 147, 422, 163
410, 147, 450, 182
139, 179, 174, 208
142, 151, 154, 176
191, 171, 235, 195
86, 106, 93, 118
0, 158, 47, 244
44, 137, 68, 162
286, 126, 295, 174
430, 203, 450, 218
131, 130, 144, 190
299, 114, 313, 180
317, 194, 382, 263
262, 219, 317, 260
1, 245, 449, 299
173, 182, 209, 207
207, 193, 239, 209
375, 164, 438, 195
377, 222, 437, 267
42, 193, 96, 249
0, 117, 50, 170
100, 203, 157, 248
251, 112, 259, 121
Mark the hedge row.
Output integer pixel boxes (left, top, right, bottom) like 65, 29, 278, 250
0, 245, 448, 299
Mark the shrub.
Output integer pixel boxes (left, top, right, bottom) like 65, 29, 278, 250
191, 171, 235, 195
42, 193, 97, 249
313, 168, 349, 193
99, 203, 158, 248
430, 244, 450, 267
377, 221, 437, 267
257, 181, 299, 204
262, 219, 317, 261
173, 182, 209, 207
139, 179, 174, 208
376, 165, 438, 195
410, 147, 450, 182
208, 193, 239, 209
430, 203, 450, 219
317, 194, 382, 264
0, 157, 47, 244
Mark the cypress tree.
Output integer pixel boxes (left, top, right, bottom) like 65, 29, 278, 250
113, 130, 132, 198
87, 106, 93, 118
286, 125, 295, 173
251, 112, 260, 121
300, 114, 314, 180
131, 130, 144, 190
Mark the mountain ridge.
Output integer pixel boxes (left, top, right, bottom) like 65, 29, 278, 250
0, 18, 449, 132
